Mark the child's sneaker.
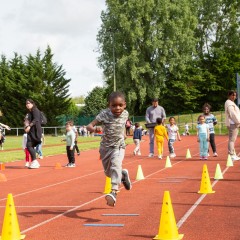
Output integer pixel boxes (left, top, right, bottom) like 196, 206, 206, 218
105, 191, 117, 207
148, 153, 154, 157
137, 152, 141, 156
158, 155, 162, 159
122, 169, 132, 190
39, 156, 43, 159
68, 163, 76, 167
133, 150, 136, 155
65, 163, 71, 167
169, 153, 176, 158
213, 152, 218, 157
25, 162, 30, 167
28, 160, 40, 169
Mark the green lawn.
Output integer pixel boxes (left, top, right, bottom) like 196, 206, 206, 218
0, 135, 133, 163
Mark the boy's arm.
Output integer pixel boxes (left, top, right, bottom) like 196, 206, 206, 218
0, 123, 10, 130
87, 119, 101, 133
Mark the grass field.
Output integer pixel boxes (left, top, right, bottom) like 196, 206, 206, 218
0, 135, 134, 163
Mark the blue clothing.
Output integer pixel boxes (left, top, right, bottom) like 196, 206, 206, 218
133, 128, 142, 140
197, 123, 209, 157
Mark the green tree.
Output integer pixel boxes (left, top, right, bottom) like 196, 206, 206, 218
82, 87, 107, 116
97, 0, 198, 114
0, 46, 72, 127
193, 0, 240, 109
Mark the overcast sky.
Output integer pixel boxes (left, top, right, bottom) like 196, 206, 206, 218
0, 0, 106, 97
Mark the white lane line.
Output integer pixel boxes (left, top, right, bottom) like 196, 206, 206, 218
177, 166, 229, 228
0, 170, 104, 202
21, 194, 106, 234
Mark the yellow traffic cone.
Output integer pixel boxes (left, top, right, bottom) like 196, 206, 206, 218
198, 164, 215, 194
226, 154, 233, 167
153, 191, 184, 240
165, 156, 172, 168
103, 176, 111, 194
136, 165, 144, 180
186, 149, 191, 159
54, 162, 62, 169
214, 164, 223, 180
0, 194, 25, 240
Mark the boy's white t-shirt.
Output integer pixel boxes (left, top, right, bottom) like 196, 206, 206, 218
166, 124, 179, 140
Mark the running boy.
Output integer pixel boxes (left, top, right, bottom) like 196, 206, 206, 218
202, 103, 218, 156
166, 117, 181, 158
87, 91, 132, 207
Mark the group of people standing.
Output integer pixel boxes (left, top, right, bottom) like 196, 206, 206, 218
140, 98, 218, 160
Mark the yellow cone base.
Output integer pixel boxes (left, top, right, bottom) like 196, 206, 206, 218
0, 194, 26, 240
103, 177, 111, 194
136, 165, 144, 180
214, 164, 223, 180
226, 155, 233, 167
153, 233, 184, 240
154, 191, 183, 240
165, 156, 172, 168
186, 149, 191, 159
198, 164, 215, 194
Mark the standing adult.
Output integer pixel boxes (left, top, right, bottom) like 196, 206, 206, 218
145, 98, 166, 157
24, 99, 43, 169
224, 90, 240, 161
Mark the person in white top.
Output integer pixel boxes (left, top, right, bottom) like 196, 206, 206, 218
224, 90, 240, 160
166, 117, 181, 158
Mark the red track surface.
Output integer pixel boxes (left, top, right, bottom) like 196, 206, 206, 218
0, 135, 239, 240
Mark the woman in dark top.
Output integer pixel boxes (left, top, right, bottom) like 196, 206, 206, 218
24, 99, 42, 169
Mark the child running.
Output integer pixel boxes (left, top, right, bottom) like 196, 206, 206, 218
197, 115, 209, 160
202, 103, 218, 157
133, 122, 142, 156
166, 117, 181, 158
154, 118, 169, 159
87, 91, 132, 207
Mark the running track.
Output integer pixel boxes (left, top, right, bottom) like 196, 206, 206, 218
0, 135, 239, 240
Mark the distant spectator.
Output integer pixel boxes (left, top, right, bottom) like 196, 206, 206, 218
133, 122, 142, 156
146, 98, 166, 157
125, 118, 132, 136
24, 99, 42, 169
225, 90, 240, 161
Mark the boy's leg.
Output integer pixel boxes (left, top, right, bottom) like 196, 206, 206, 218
149, 128, 154, 155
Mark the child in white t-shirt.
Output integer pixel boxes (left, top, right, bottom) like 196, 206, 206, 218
166, 117, 181, 158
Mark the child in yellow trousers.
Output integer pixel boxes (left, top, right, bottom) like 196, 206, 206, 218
154, 118, 169, 159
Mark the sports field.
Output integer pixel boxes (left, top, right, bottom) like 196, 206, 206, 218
0, 134, 239, 240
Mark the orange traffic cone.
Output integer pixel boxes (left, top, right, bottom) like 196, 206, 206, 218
153, 191, 184, 240
0, 163, 5, 170
54, 162, 62, 169
103, 176, 111, 194
0, 173, 7, 182
198, 164, 215, 194
0, 193, 25, 240
136, 165, 144, 180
